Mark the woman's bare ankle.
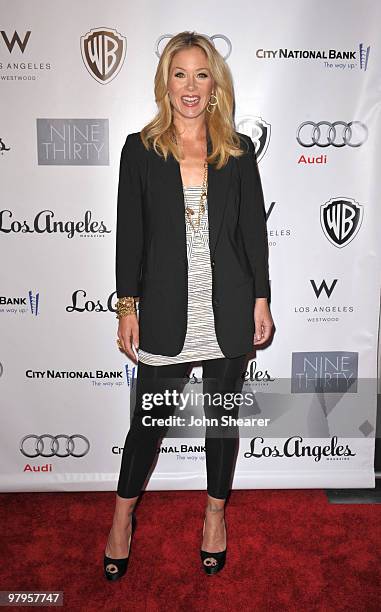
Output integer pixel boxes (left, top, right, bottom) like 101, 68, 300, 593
112, 493, 138, 528
205, 495, 225, 514
206, 505, 224, 512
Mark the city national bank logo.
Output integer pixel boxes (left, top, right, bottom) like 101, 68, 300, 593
113, 443, 206, 455
291, 351, 358, 393
26, 369, 124, 387
244, 436, 356, 462
321, 197, 363, 248
37, 119, 109, 165
255, 42, 370, 71
0, 30, 52, 79
80, 27, 126, 84
236, 116, 271, 162
0, 291, 40, 315
0, 209, 111, 239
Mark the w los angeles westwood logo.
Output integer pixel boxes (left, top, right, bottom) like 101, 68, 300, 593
321, 197, 363, 247
81, 27, 126, 84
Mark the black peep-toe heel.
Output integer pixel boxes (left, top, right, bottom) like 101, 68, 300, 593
104, 513, 137, 581
200, 515, 227, 575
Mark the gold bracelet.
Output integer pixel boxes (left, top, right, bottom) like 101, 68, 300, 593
115, 296, 136, 318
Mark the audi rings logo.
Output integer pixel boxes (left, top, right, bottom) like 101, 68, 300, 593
297, 121, 368, 148
20, 434, 90, 458
155, 34, 232, 60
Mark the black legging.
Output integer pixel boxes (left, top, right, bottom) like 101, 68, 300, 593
117, 355, 248, 500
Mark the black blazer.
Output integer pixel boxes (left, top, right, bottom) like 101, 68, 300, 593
115, 130, 270, 358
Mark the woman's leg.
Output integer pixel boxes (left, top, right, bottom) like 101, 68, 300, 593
202, 355, 248, 499
117, 359, 192, 498
200, 355, 248, 554
105, 359, 191, 563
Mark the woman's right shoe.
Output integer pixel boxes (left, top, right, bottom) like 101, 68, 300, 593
103, 513, 137, 581
200, 516, 227, 575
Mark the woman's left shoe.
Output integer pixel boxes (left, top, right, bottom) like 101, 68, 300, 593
200, 515, 227, 575
103, 513, 137, 581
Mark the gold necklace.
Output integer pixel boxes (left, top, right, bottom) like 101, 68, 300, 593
184, 161, 208, 231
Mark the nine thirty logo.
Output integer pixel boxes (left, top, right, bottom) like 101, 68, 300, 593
0, 30, 31, 53
36, 119, 109, 165
321, 197, 363, 248
80, 28, 126, 84
155, 34, 232, 60
297, 121, 368, 148
236, 116, 271, 162
291, 351, 358, 393
20, 434, 90, 458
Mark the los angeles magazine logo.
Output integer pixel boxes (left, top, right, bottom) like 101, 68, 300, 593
244, 436, 356, 462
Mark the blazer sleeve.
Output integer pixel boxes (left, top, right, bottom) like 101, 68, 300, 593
237, 134, 270, 299
115, 133, 144, 298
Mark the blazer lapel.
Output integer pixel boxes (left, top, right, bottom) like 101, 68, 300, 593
206, 134, 232, 258
164, 133, 232, 261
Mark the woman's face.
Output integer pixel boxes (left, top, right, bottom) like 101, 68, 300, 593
167, 46, 214, 120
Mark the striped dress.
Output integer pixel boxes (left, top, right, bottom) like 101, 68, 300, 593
137, 185, 225, 365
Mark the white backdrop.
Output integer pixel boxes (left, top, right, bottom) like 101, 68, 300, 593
1, 0, 380, 492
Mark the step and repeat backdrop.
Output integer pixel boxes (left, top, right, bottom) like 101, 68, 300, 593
1, 0, 380, 492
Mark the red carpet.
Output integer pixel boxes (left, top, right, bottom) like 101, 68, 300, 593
1, 489, 380, 611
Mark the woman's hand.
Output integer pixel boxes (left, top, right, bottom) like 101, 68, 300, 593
253, 298, 273, 346
117, 314, 139, 364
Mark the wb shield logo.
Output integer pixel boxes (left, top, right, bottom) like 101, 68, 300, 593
236, 116, 271, 162
81, 28, 126, 84
321, 197, 363, 248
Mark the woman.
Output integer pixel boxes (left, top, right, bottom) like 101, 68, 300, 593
104, 31, 273, 580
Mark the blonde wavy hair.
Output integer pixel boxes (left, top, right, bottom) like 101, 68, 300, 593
140, 31, 245, 169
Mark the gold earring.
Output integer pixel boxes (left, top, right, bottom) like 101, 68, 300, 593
206, 93, 218, 113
